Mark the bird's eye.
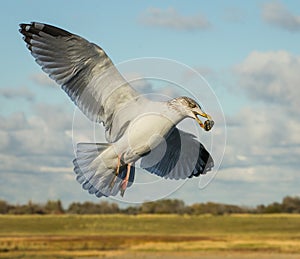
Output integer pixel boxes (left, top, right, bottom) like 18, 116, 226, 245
187, 100, 196, 108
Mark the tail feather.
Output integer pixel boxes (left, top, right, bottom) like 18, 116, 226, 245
73, 142, 135, 198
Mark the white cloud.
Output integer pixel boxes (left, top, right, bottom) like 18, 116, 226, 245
214, 104, 300, 206
30, 73, 57, 88
34, 103, 74, 131
213, 163, 300, 206
222, 49, 300, 190
0, 112, 28, 131
39, 166, 73, 173
0, 98, 111, 202
218, 165, 296, 183
0, 87, 35, 101
262, 1, 300, 32
0, 104, 76, 160
223, 6, 246, 23
235, 50, 300, 114
140, 7, 211, 31
224, 105, 300, 167
123, 72, 154, 94
0, 103, 96, 203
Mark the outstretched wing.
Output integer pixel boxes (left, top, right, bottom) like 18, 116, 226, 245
19, 22, 139, 141
140, 127, 214, 179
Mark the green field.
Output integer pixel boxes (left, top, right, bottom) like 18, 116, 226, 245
0, 214, 300, 258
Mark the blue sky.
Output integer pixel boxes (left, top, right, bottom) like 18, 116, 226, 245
1, 1, 300, 207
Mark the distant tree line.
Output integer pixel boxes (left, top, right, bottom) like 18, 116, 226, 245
0, 196, 300, 215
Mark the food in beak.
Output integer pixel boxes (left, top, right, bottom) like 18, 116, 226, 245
204, 119, 214, 131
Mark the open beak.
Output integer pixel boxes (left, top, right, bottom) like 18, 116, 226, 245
193, 109, 214, 131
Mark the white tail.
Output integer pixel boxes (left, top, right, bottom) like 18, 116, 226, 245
73, 143, 135, 197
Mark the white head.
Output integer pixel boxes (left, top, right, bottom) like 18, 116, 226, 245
169, 96, 214, 131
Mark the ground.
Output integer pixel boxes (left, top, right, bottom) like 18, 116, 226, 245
0, 214, 300, 258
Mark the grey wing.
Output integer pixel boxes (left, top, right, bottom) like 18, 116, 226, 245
140, 127, 214, 179
19, 22, 138, 140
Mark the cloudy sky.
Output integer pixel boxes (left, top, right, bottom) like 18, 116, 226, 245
1, 0, 300, 207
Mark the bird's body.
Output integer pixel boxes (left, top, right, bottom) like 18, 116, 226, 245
111, 99, 185, 163
19, 22, 214, 198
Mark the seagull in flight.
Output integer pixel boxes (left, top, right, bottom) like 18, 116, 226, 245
19, 22, 214, 198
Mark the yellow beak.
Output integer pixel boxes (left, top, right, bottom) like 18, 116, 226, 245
193, 110, 214, 131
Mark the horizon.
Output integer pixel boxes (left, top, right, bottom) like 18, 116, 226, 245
1, 193, 299, 211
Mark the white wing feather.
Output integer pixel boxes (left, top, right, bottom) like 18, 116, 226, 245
20, 22, 139, 142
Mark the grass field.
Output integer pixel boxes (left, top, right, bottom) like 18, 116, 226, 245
0, 214, 300, 258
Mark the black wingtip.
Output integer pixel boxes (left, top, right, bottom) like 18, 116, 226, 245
19, 23, 27, 29
19, 22, 74, 52
188, 144, 214, 178
19, 23, 34, 50
19, 23, 28, 34
19, 22, 72, 38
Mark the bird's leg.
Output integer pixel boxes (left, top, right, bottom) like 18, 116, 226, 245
109, 154, 121, 190
120, 163, 132, 197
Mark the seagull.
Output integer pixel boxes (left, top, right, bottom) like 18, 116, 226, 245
19, 22, 214, 198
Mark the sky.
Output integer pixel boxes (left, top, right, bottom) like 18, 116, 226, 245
1, 0, 300, 207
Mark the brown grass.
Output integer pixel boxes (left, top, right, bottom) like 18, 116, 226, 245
0, 214, 300, 258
